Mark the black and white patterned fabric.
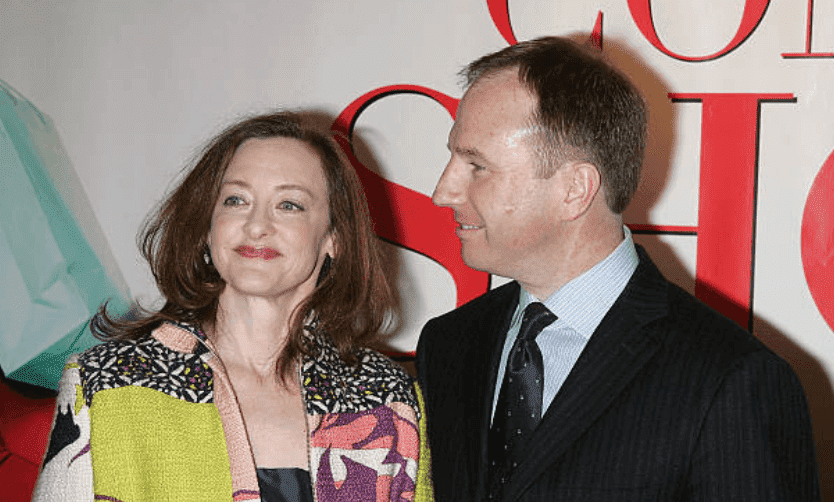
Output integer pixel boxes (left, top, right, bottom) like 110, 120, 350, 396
77, 322, 415, 415
78, 334, 214, 405
300, 333, 417, 415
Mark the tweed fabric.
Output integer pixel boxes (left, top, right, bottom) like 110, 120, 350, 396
33, 322, 431, 502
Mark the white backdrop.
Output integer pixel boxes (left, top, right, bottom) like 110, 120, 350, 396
2, 0, 833, 494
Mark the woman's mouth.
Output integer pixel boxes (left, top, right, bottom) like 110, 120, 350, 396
234, 245, 280, 260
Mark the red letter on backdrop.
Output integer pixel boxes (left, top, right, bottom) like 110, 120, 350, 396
486, 0, 603, 48
671, 93, 794, 329
628, 0, 770, 62
487, 0, 517, 45
332, 85, 491, 308
782, 0, 834, 58
802, 149, 834, 331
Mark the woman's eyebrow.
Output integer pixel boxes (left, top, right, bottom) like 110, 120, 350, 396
221, 180, 314, 197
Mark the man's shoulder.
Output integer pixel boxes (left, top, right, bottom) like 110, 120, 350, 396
624, 250, 787, 371
426, 281, 519, 327
654, 280, 790, 374
417, 282, 517, 361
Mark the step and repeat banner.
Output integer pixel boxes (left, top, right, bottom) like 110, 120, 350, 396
2, 0, 833, 492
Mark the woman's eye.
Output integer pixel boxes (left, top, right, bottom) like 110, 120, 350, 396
222, 195, 245, 206
279, 201, 303, 211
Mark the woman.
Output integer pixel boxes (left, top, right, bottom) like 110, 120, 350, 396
33, 112, 432, 502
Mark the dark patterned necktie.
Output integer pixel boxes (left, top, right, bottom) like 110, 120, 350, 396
488, 302, 556, 474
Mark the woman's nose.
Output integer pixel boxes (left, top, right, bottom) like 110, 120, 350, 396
244, 204, 272, 238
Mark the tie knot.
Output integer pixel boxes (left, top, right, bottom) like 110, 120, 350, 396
518, 302, 556, 341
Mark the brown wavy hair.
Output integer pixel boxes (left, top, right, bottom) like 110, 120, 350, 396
93, 112, 393, 378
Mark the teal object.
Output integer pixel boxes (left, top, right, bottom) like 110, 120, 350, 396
0, 79, 130, 390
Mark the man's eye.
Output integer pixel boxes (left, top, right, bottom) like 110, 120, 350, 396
472, 163, 486, 172
223, 195, 245, 206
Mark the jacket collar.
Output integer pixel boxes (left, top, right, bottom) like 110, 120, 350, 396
498, 246, 670, 501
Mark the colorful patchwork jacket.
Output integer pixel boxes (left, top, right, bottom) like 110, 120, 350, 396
32, 322, 433, 501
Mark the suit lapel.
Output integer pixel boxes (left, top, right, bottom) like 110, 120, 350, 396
502, 248, 670, 501
463, 283, 519, 497
474, 286, 519, 427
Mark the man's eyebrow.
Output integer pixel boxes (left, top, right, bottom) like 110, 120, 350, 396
449, 145, 486, 161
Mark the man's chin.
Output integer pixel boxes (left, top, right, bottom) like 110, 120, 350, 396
461, 249, 500, 276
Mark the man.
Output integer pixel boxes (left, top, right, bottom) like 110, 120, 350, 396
416, 36, 819, 501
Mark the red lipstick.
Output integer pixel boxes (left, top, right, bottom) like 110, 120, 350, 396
234, 245, 280, 260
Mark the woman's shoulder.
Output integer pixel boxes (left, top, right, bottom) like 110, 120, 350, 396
77, 321, 204, 364
355, 346, 414, 383
73, 324, 213, 404
76, 334, 156, 367
301, 341, 417, 416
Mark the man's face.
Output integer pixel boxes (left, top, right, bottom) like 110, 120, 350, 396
432, 69, 567, 281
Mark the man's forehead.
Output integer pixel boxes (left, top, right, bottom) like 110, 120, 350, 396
451, 75, 538, 143
459, 72, 535, 118
466, 68, 530, 99
467, 66, 521, 90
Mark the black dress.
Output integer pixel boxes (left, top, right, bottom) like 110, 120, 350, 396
256, 468, 314, 502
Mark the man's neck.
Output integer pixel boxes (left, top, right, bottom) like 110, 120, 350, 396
517, 215, 624, 299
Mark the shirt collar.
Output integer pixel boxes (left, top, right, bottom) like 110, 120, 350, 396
516, 226, 638, 340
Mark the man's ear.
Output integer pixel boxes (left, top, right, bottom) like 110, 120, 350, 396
562, 161, 602, 220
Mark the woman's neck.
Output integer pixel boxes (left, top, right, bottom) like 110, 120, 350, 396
208, 293, 298, 381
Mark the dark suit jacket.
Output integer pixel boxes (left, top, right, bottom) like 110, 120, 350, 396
416, 247, 820, 501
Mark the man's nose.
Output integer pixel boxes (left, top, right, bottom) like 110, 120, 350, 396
432, 160, 464, 207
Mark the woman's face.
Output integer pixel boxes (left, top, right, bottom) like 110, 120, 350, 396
208, 137, 335, 304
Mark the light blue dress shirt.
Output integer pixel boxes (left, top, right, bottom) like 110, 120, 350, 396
491, 226, 639, 421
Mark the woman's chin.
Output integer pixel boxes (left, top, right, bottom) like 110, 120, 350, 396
220, 278, 313, 304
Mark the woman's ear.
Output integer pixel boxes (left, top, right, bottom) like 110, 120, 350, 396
316, 231, 337, 286
323, 230, 337, 260
316, 253, 333, 286
203, 235, 213, 265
